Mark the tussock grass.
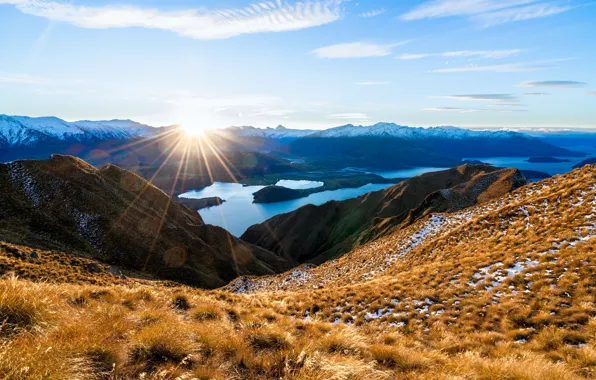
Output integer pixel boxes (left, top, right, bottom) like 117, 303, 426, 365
2, 166, 596, 378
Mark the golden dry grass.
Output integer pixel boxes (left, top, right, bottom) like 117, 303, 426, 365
1, 166, 596, 378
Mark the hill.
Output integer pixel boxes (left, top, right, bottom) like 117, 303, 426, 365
0, 155, 293, 288
1, 165, 596, 378
242, 165, 527, 264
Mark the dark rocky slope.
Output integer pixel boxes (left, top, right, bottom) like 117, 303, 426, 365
242, 165, 527, 264
0, 155, 294, 288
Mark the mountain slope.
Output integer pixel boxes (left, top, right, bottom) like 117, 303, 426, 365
2, 165, 596, 379
242, 165, 527, 264
0, 155, 293, 287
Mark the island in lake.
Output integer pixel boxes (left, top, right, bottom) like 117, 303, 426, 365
252, 174, 402, 203
525, 156, 572, 163
177, 196, 225, 210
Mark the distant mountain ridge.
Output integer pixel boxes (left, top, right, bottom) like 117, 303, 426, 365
0, 115, 156, 147
223, 122, 526, 140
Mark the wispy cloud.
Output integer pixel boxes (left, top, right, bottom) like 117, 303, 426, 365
588, 91, 596, 96
328, 113, 370, 119
423, 106, 526, 113
356, 81, 390, 85
400, 0, 576, 26
524, 92, 550, 95
313, 41, 410, 58
430, 58, 570, 73
0, 0, 344, 40
0, 73, 49, 85
398, 49, 523, 60
474, 3, 575, 27
428, 94, 519, 102
359, 8, 386, 18
521, 80, 587, 88
250, 109, 296, 117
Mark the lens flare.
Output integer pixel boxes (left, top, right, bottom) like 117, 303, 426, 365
180, 124, 205, 137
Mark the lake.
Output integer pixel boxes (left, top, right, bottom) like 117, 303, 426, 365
180, 181, 392, 236
180, 151, 596, 237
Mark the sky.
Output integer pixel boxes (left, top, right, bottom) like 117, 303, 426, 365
0, 0, 595, 131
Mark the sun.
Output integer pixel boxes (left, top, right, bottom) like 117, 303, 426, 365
180, 124, 205, 138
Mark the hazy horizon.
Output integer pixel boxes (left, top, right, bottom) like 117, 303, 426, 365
1, 0, 595, 132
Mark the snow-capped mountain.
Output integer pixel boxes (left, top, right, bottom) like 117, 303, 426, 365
223, 122, 522, 140
223, 125, 317, 139
311, 123, 521, 139
0, 115, 156, 147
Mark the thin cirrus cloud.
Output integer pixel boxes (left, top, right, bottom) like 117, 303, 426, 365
250, 109, 296, 117
328, 113, 370, 120
521, 80, 587, 88
429, 58, 571, 73
0, 0, 344, 40
312, 41, 410, 59
398, 49, 523, 60
474, 3, 576, 27
524, 92, 550, 95
0, 73, 49, 85
423, 107, 526, 113
400, 0, 576, 27
428, 94, 519, 102
359, 8, 386, 18
356, 81, 390, 85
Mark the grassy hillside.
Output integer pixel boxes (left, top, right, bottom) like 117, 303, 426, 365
1, 165, 596, 378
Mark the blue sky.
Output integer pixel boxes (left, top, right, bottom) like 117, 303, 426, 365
0, 0, 595, 130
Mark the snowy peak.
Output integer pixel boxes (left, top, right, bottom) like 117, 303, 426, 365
312, 122, 521, 139
0, 115, 156, 147
222, 125, 317, 139
222, 122, 524, 140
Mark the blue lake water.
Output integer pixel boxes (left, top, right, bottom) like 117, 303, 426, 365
180, 182, 392, 236
180, 151, 596, 237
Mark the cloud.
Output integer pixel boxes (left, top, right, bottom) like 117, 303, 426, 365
423, 106, 526, 113
328, 113, 370, 119
474, 3, 575, 27
521, 80, 587, 88
588, 91, 596, 96
398, 49, 523, 60
428, 94, 519, 102
356, 81, 390, 85
400, 0, 576, 26
430, 61, 554, 73
0, 0, 344, 40
359, 8, 386, 18
312, 41, 410, 58
0, 73, 48, 85
250, 109, 296, 116
524, 92, 550, 95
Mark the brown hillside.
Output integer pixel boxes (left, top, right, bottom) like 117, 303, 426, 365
1, 166, 596, 379
0, 155, 294, 288
242, 164, 526, 264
